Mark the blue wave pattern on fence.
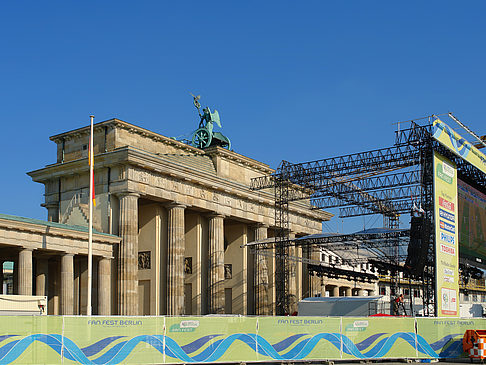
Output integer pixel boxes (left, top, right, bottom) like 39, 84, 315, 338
0, 332, 459, 364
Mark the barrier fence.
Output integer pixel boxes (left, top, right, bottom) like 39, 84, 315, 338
0, 315, 482, 364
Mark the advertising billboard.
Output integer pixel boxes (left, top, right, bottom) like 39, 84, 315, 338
433, 152, 459, 317
432, 118, 486, 175
458, 179, 486, 263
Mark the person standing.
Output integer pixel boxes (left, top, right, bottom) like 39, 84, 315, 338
393, 293, 404, 315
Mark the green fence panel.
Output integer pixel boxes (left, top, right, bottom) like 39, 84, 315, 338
341, 317, 417, 360
256, 316, 342, 361
0, 316, 63, 365
415, 318, 486, 359
62, 316, 165, 365
165, 316, 258, 363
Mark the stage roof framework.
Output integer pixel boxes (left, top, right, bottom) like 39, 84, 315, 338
295, 228, 410, 265
250, 113, 486, 316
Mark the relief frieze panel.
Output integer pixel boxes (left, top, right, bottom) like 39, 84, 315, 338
185, 185, 194, 196
127, 166, 321, 232
130, 167, 215, 199
128, 167, 269, 216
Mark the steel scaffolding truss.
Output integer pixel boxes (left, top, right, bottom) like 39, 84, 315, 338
311, 170, 422, 200
250, 144, 421, 191
296, 229, 411, 267
274, 177, 291, 315
250, 115, 485, 317
313, 185, 422, 211
295, 229, 410, 246
338, 199, 415, 218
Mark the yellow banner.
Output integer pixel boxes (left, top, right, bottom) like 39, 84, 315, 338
433, 152, 460, 317
432, 118, 486, 175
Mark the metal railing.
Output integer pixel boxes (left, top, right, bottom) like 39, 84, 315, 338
61, 192, 87, 224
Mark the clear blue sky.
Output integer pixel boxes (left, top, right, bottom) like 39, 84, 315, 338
1, 1, 485, 232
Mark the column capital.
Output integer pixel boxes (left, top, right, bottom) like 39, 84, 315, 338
252, 223, 269, 229
19, 247, 33, 252
208, 212, 225, 219
61, 252, 75, 258
116, 191, 140, 199
167, 202, 187, 210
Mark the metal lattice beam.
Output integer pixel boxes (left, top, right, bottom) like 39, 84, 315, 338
312, 184, 422, 211
310, 170, 421, 200
338, 199, 415, 218
251, 144, 422, 191
295, 229, 410, 245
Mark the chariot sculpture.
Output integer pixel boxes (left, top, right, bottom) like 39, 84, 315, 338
191, 94, 231, 150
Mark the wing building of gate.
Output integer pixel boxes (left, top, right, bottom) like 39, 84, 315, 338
27, 119, 331, 316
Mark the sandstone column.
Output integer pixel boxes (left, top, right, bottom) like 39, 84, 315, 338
209, 214, 225, 314
13, 259, 18, 294
118, 192, 140, 315
18, 249, 33, 295
167, 203, 186, 315
320, 277, 326, 297
310, 245, 321, 296
254, 224, 269, 315
98, 257, 112, 315
358, 288, 365, 296
332, 285, 339, 297
0, 260, 3, 294
344, 287, 352, 297
36, 257, 49, 296
61, 253, 74, 315
368, 289, 375, 296
288, 232, 298, 314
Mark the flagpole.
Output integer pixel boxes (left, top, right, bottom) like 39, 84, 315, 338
87, 115, 94, 316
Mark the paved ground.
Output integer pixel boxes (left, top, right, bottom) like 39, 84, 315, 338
331, 362, 474, 365
225, 360, 477, 365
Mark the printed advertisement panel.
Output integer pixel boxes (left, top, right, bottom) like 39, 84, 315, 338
340, 317, 416, 359
432, 118, 486, 175
62, 316, 165, 365
458, 179, 486, 263
0, 316, 63, 365
416, 317, 480, 359
256, 316, 342, 361
434, 152, 460, 317
164, 316, 258, 363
